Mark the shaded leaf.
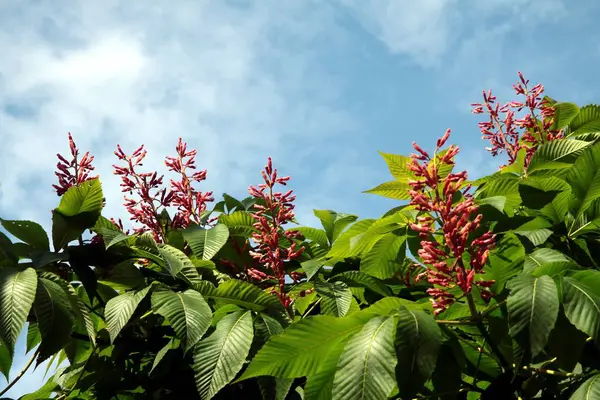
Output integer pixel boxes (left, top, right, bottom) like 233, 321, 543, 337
0, 219, 49, 251
105, 285, 152, 343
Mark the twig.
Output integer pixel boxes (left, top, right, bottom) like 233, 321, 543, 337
0, 349, 40, 396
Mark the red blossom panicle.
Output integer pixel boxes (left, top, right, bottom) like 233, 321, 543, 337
247, 157, 305, 308
165, 138, 214, 229
53, 133, 98, 196
471, 72, 561, 169
113, 144, 172, 242
408, 130, 496, 315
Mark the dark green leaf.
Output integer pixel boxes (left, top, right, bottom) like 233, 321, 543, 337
0, 219, 49, 251
105, 285, 152, 343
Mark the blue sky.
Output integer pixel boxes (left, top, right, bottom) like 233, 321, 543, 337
2, 0, 600, 396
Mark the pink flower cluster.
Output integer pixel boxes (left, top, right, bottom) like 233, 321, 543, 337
408, 130, 496, 315
113, 138, 214, 242
247, 158, 305, 307
472, 72, 560, 168
53, 133, 98, 196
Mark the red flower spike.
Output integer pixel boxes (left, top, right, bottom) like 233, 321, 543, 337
407, 131, 496, 315
247, 158, 305, 308
53, 133, 98, 196
472, 72, 562, 169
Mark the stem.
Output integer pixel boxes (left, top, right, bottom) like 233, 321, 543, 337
480, 299, 507, 318
0, 349, 40, 397
436, 319, 478, 326
466, 293, 511, 371
302, 298, 322, 319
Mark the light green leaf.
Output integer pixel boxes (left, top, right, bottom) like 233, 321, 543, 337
507, 275, 559, 357
218, 211, 256, 237
377, 152, 414, 181
395, 306, 442, 398
105, 285, 152, 343
565, 104, 600, 137
304, 340, 347, 400
34, 278, 75, 363
331, 316, 397, 400
360, 233, 406, 279
193, 310, 254, 400
55, 178, 104, 217
26, 322, 42, 353
302, 259, 326, 281
562, 276, 600, 342
528, 139, 590, 172
152, 289, 212, 352
363, 180, 411, 200
313, 210, 359, 245
567, 142, 600, 218
194, 279, 284, 312
570, 374, 600, 400
0, 267, 37, 353
316, 281, 353, 317
327, 219, 376, 259
158, 244, 194, 276
183, 224, 230, 260
332, 271, 391, 297
240, 314, 368, 380
0, 219, 49, 251
552, 102, 580, 130
293, 227, 330, 249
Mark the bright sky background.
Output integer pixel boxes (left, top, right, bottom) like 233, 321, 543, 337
2, 0, 600, 396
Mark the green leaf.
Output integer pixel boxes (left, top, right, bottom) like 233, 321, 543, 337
528, 139, 590, 172
523, 248, 575, 277
327, 219, 376, 259
150, 338, 176, 375
316, 281, 352, 317
551, 102, 580, 130
332, 271, 392, 297
193, 310, 254, 400
363, 180, 411, 200
218, 211, 256, 237
26, 322, 41, 353
562, 275, 600, 342
377, 152, 414, 181
105, 285, 152, 343
507, 275, 559, 357
0, 338, 12, 381
360, 233, 406, 279
183, 224, 230, 260
477, 176, 521, 215
570, 374, 600, 400
395, 306, 442, 398
293, 227, 329, 249
55, 178, 104, 216
313, 210, 359, 244
158, 244, 194, 276
240, 314, 368, 380
304, 340, 346, 400
547, 311, 587, 372
486, 233, 525, 293
152, 289, 212, 352
302, 259, 326, 281
194, 279, 284, 312
565, 104, 600, 137
0, 219, 49, 251
98, 260, 145, 291
34, 278, 75, 363
567, 142, 600, 218
0, 267, 37, 353
331, 316, 397, 400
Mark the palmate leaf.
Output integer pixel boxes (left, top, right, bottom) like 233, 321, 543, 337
551, 102, 580, 131
507, 275, 559, 357
359, 233, 406, 279
567, 142, 600, 218
0, 267, 37, 354
0, 219, 49, 251
395, 306, 442, 398
152, 289, 212, 352
218, 211, 256, 237
304, 340, 347, 400
528, 139, 590, 173
363, 180, 411, 200
331, 316, 397, 400
377, 152, 415, 181
158, 244, 194, 276
316, 281, 353, 317
183, 224, 230, 260
570, 374, 600, 400
194, 279, 284, 312
105, 285, 152, 343
34, 278, 75, 363
332, 271, 392, 297
292, 227, 329, 249
313, 210, 358, 244
564, 104, 600, 137
562, 272, 600, 342
240, 313, 369, 380
55, 178, 104, 217
193, 310, 254, 400
327, 219, 377, 259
